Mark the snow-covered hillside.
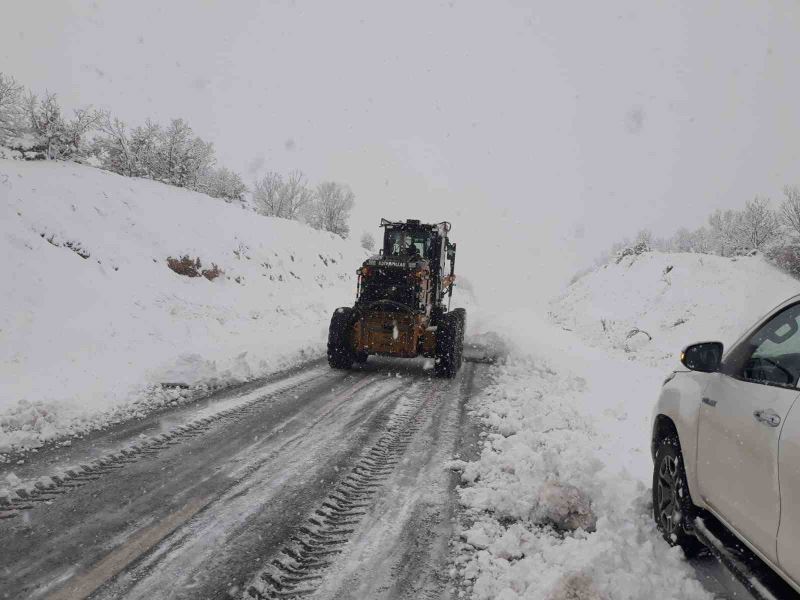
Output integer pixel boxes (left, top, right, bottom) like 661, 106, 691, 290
455, 252, 800, 599
551, 251, 800, 367
0, 159, 367, 453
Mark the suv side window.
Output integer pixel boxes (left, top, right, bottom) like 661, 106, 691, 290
722, 302, 800, 388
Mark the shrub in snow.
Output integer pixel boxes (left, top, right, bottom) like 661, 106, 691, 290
201, 263, 223, 281
614, 240, 649, 264
63, 239, 90, 259
201, 166, 247, 203
766, 244, 800, 280
0, 146, 22, 160
167, 255, 202, 278
40, 231, 91, 259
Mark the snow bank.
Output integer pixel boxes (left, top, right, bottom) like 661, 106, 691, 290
0, 159, 367, 453
453, 318, 710, 599
454, 252, 800, 598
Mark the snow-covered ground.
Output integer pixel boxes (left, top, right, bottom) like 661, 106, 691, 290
0, 159, 367, 454
453, 252, 800, 599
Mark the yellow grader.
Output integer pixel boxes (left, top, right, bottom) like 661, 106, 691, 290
327, 219, 465, 377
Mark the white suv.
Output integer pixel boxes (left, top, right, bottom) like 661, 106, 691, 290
652, 295, 800, 593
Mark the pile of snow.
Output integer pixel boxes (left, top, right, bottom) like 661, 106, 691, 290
0, 159, 367, 454
453, 252, 800, 599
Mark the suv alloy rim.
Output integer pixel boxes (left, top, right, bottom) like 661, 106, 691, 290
657, 454, 682, 538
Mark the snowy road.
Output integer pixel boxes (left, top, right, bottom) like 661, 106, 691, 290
0, 358, 483, 600
0, 351, 788, 600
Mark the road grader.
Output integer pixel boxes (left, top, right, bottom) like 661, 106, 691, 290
327, 219, 466, 377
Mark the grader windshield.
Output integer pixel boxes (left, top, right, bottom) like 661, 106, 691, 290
383, 227, 431, 259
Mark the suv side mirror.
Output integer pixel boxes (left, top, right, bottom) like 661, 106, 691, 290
681, 341, 724, 372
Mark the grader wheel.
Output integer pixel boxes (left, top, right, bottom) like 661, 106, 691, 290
434, 308, 466, 378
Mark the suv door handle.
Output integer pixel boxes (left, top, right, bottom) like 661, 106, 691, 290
753, 409, 781, 427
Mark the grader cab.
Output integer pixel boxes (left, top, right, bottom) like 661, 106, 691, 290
327, 219, 466, 377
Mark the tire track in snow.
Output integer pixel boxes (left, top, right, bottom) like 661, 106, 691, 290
0, 368, 330, 520
244, 380, 445, 599
82, 372, 418, 600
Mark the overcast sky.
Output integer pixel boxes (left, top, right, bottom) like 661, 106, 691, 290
3, 1, 800, 306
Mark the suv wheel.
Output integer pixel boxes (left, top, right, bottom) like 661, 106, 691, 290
653, 436, 702, 557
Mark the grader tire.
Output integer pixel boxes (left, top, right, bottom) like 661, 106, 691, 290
328, 307, 357, 369
435, 309, 466, 378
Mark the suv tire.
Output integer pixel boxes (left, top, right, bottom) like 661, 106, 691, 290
653, 435, 702, 557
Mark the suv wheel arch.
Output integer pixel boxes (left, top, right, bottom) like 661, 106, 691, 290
651, 414, 679, 459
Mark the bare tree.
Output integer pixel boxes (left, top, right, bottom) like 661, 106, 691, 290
182, 136, 215, 190
670, 226, 712, 253
203, 167, 247, 202
26, 91, 65, 159
732, 196, 782, 252
0, 73, 22, 113
670, 227, 694, 252
253, 171, 284, 217
360, 232, 376, 251
150, 118, 215, 189
308, 181, 355, 237
252, 170, 313, 220
781, 185, 800, 241
24, 91, 101, 159
65, 106, 103, 155
129, 120, 162, 178
0, 73, 24, 144
692, 227, 712, 253
649, 236, 671, 252
96, 112, 134, 176
708, 209, 739, 256
634, 228, 653, 250
159, 118, 193, 184
278, 169, 314, 220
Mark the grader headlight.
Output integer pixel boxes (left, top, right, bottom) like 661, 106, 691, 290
407, 268, 426, 282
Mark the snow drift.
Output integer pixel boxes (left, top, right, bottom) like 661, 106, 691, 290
454, 251, 800, 599
0, 159, 367, 453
